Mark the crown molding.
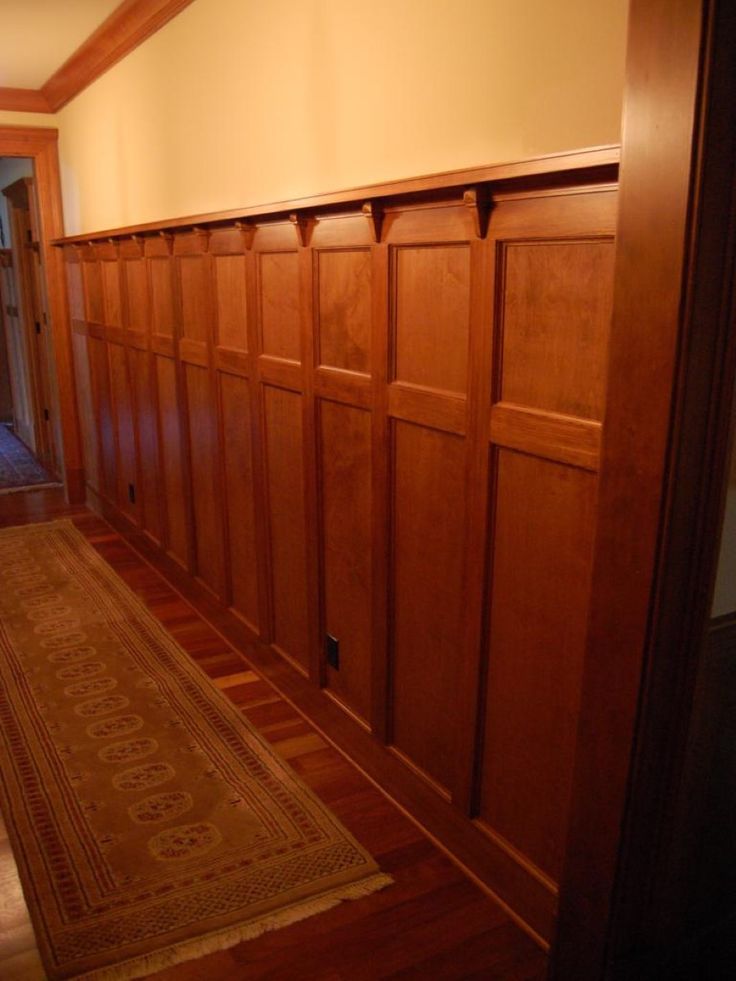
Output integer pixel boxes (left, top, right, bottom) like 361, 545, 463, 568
0, 87, 52, 113
0, 0, 194, 115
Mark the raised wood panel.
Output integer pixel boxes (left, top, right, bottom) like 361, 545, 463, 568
155, 355, 189, 566
259, 252, 301, 361
213, 253, 248, 352
123, 257, 148, 334
320, 400, 372, 723
70, 331, 100, 491
184, 363, 226, 597
82, 260, 103, 324
129, 347, 162, 544
478, 449, 597, 882
149, 256, 175, 337
100, 260, 122, 329
107, 342, 138, 521
86, 335, 115, 496
264, 385, 309, 672
178, 254, 211, 344
220, 372, 259, 629
392, 244, 471, 395
316, 249, 371, 374
498, 239, 615, 421
66, 256, 84, 321
390, 420, 467, 793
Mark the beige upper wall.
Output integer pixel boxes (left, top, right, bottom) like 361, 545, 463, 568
56, 0, 629, 235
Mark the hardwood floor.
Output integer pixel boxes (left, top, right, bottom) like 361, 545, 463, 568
0, 488, 548, 980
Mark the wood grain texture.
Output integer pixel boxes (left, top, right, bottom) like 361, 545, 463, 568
499, 239, 614, 420
263, 385, 310, 672
320, 400, 373, 724
390, 421, 467, 794
219, 372, 259, 630
392, 244, 471, 395
259, 252, 301, 361
478, 449, 596, 882
317, 249, 372, 373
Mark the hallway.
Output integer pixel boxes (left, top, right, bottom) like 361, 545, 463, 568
0, 487, 547, 981
0, 424, 55, 493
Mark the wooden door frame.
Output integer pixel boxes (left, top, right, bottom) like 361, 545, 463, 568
551, 0, 736, 977
0, 126, 83, 501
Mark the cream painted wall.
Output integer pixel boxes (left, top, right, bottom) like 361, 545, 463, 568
56, 0, 629, 235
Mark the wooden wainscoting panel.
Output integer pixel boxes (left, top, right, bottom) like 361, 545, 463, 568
65, 249, 101, 493
100, 255, 123, 330
123, 253, 148, 339
316, 248, 372, 374
391, 243, 471, 395
129, 346, 163, 544
183, 360, 226, 597
213, 252, 248, 353
81, 252, 104, 325
319, 399, 373, 724
258, 251, 301, 362
390, 419, 467, 794
86, 334, 115, 500
149, 250, 176, 340
58, 158, 619, 945
107, 341, 138, 523
478, 450, 597, 883
219, 371, 260, 631
263, 384, 310, 673
155, 354, 189, 567
498, 238, 615, 420
70, 329, 100, 492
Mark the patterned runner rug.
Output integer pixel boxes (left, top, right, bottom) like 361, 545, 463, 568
0, 520, 391, 980
0, 424, 57, 493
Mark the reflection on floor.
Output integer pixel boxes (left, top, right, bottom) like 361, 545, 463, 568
0, 424, 55, 493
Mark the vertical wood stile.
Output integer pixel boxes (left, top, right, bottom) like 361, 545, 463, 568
370, 241, 391, 742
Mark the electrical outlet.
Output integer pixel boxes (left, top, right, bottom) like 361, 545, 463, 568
326, 634, 340, 670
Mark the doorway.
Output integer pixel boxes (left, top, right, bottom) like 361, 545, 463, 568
0, 155, 61, 493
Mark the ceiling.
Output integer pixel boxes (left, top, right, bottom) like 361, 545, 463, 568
0, 0, 120, 89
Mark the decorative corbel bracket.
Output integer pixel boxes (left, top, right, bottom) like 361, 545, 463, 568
463, 187, 492, 239
289, 212, 313, 248
190, 226, 211, 252
234, 220, 256, 250
361, 200, 384, 243
158, 230, 174, 254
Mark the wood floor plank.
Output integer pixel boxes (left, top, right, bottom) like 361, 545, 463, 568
0, 488, 547, 980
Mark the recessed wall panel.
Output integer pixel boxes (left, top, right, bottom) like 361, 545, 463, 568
220, 373, 259, 628
479, 448, 596, 881
391, 420, 467, 790
317, 249, 371, 374
264, 385, 309, 669
214, 254, 248, 352
259, 252, 300, 361
320, 400, 372, 722
393, 244, 470, 394
499, 240, 614, 420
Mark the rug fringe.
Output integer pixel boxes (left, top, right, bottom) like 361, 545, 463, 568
74, 873, 394, 981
